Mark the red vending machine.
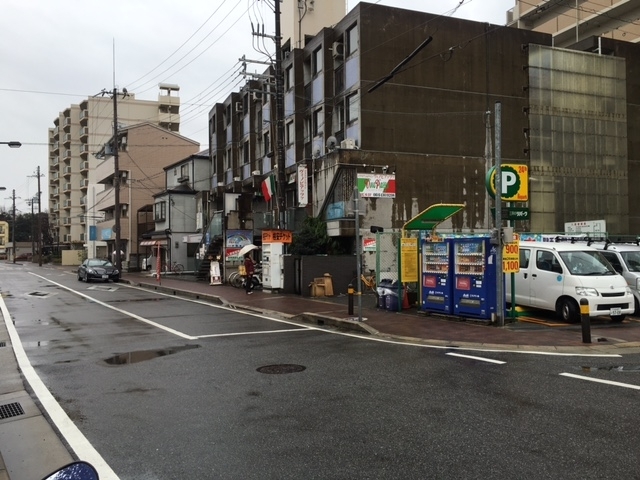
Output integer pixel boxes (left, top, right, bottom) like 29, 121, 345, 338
452, 237, 497, 320
421, 240, 453, 314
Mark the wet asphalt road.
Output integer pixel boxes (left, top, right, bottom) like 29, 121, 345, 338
3, 263, 640, 479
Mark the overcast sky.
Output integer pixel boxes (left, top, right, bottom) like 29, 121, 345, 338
0, 0, 515, 213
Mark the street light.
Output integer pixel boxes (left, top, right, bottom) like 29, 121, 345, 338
0, 187, 5, 191
1, 141, 21, 148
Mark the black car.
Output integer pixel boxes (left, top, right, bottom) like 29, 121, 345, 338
77, 258, 120, 282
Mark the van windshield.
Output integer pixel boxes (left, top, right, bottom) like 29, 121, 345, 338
558, 251, 616, 276
621, 251, 640, 272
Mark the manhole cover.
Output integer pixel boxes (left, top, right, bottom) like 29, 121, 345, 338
256, 364, 306, 374
0, 402, 25, 420
88, 286, 118, 292
28, 291, 51, 298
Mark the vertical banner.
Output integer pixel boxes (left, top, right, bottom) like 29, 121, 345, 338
400, 237, 418, 283
297, 165, 308, 207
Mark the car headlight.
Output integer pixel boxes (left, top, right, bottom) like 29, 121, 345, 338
87, 268, 96, 274
636, 278, 640, 291
113, 269, 119, 275
575, 287, 599, 297
626, 286, 633, 295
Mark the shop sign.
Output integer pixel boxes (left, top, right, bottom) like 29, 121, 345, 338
363, 237, 376, 252
486, 164, 528, 201
503, 233, 520, 273
262, 229, 293, 244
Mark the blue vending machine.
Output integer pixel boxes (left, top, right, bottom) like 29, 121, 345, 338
452, 237, 497, 320
421, 240, 453, 314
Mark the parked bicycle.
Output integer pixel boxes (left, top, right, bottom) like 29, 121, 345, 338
162, 261, 184, 274
231, 263, 263, 290
350, 269, 378, 297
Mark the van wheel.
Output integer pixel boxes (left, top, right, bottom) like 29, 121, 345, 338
558, 298, 580, 323
611, 315, 626, 323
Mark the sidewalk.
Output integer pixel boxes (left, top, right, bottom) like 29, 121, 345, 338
125, 271, 640, 354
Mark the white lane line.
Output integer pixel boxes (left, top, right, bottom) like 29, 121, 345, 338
446, 352, 506, 364
30, 274, 196, 340
0, 295, 120, 479
560, 372, 640, 390
198, 328, 308, 338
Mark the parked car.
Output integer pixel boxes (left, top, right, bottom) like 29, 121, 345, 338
506, 241, 633, 323
15, 253, 33, 261
77, 258, 120, 283
592, 242, 640, 315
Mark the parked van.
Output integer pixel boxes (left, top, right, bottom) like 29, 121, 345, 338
591, 242, 640, 315
505, 241, 634, 323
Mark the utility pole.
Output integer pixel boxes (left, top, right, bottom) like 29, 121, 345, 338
112, 87, 122, 273
30, 167, 44, 266
27, 197, 35, 260
274, 0, 286, 229
10, 190, 18, 264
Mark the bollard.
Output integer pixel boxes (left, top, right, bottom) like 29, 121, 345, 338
580, 298, 591, 344
347, 283, 354, 316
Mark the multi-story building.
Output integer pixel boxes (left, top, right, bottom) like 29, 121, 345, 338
507, 0, 640, 47
93, 123, 199, 270
48, 83, 181, 256
0, 221, 8, 258
208, 1, 640, 243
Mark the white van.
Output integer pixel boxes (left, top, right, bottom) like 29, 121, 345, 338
505, 241, 634, 323
592, 242, 640, 315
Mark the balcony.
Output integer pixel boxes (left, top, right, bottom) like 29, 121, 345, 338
64, 199, 72, 208
80, 126, 89, 140
80, 195, 86, 205
80, 109, 89, 124
80, 144, 89, 155
64, 149, 72, 160
53, 204, 59, 212
63, 183, 72, 192
52, 187, 59, 197
63, 217, 71, 226
63, 133, 72, 146
52, 142, 59, 153
80, 160, 89, 172
52, 172, 59, 181
53, 126, 60, 138
80, 179, 89, 189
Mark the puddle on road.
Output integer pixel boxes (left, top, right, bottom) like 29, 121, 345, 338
104, 344, 200, 365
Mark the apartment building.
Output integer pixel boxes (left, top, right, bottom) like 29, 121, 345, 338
507, 0, 640, 47
48, 83, 181, 256
208, 1, 640, 240
93, 123, 199, 270
0, 221, 8, 258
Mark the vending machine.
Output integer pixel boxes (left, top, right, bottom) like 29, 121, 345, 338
452, 237, 498, 320
421, 240, 453, 314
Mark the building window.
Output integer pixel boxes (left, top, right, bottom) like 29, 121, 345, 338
312, 47, 323, 75
335, 103, 345, 135
243, 141, 250, 164
286, 122, 294, 145
285, 66, 294, 90
313, 108, 322, 136
347, 24, 358, 55
179, 164, 189, 182
154, 202, 166, 221
264, 132, 270, 156
347, 93, 359, 123
224, 148, 231, 170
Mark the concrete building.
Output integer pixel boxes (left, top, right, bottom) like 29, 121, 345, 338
48, 84, 181, 256
0, 221, 8, 258
207, 1, 640, 245
507, 0, 640, 47
93, 123, 199, 270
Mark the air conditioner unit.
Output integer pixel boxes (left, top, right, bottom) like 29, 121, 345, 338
233, 176, 241, 181
252, 92, 262, 102
340, 138, 357, 149
235, 102, 243, 113
252, 170, 261, 176
332, 42, 344, 59
217, 182, 224, 187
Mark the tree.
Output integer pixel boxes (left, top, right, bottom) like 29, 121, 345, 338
289, 216, 347, 255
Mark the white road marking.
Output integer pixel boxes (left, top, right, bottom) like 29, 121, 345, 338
0, 295, 120, 480
446, 352, 506, 364
198, 328, 308, 338
560, 372, 640, 390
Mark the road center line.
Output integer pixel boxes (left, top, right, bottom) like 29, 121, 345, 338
446, 352, 506, 364
560, 372, 640, 390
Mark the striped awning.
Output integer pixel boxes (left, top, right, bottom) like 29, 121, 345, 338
140, 239, 167, 246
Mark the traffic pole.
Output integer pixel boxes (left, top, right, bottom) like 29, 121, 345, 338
580, 298, 591, 343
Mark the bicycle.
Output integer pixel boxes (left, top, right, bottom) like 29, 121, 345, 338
161, 261, 184, 274
350, 269, 378, 296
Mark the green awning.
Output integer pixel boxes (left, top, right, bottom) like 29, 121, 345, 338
403, 203, 465, 231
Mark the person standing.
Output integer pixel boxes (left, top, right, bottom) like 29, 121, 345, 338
244, 253, 255, 294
